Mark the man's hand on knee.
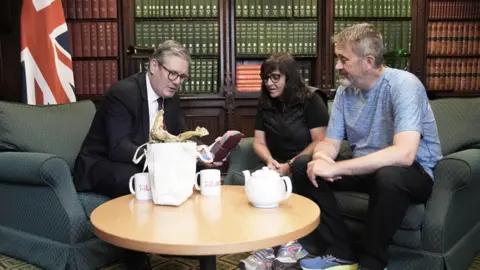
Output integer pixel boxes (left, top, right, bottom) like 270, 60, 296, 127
307, 159, 342, 187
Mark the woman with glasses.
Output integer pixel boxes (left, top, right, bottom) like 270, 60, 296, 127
238, 53, 329, 270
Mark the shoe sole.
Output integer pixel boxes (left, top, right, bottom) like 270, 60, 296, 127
212, 133, 243, 162
275, 251, 309, 264
300, 264, 358, 270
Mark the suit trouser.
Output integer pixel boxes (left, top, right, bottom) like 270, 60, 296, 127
290, 155, 433, 270
89, 160, 142, 198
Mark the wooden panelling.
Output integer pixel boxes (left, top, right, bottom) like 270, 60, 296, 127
233, 106, 258, 138
183, 107, 226, 145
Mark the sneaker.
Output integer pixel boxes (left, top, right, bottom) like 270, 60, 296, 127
238, 248, 275, 270
275, 241, 309, 264
300, 255, 357, 270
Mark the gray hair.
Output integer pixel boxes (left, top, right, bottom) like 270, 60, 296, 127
332, 23, 384, 67
151, 40, 191, 64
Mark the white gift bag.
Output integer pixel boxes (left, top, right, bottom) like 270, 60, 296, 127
133, 141, 212, 206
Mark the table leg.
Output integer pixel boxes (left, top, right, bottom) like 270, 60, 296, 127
199, 255, 216, 270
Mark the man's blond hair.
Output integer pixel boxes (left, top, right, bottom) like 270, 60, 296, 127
332, 23, 384, 67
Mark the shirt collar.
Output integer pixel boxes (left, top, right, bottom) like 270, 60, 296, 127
146, 73, 160, 103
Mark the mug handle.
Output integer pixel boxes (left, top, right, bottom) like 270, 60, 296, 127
194, 172, 201, 191
129, 175, 136, 194
282, 176, 292, 200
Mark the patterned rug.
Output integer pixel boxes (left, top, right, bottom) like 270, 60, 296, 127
1, 253, 480, 270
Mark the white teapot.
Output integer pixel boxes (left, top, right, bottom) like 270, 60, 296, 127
243, 167, 292, 208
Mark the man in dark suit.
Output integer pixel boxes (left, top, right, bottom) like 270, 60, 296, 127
73, 40, 195, 270
74, 40, 194, 198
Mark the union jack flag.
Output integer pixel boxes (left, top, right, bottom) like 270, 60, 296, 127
21, 0, 76, 105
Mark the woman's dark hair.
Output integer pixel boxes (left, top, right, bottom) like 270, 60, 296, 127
259, 53, 310, 107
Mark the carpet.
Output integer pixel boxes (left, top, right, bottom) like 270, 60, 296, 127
1, 253, 480, 270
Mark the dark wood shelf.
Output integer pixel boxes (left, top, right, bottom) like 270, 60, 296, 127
426, 54, 480, 58
235, 17, 317, 21
66, 18, 118, 22
179, 93, 224, 100
234, 91, 261, 99
236, 54, 316, 60
73, 56, 119, 61
130, 54, 219, 59
427, 90, 480, 99
428, 17, 480, 22
135, 17, 217, 21
334, 16, 411, 21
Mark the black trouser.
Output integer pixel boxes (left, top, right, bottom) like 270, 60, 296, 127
291, 155, 433, 270
90, 160, 142, 198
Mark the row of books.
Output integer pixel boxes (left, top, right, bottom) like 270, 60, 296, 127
236, 0, 317, 18
427, 22, 480, 55
428, 0, 480, 19
62, 0, 117, 19
67, 22, 119, 58
135, 22, 218, 55
73, 60, 118, 95
335, 0, 411, 18
236, 21, 317, 55
135, 0, 218, 18
334, 21, 411, 55
426, 58, 480, 91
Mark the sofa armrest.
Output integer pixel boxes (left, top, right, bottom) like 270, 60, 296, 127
422, 149, 480, 253
0, 152, 92, 244
224, 137, 262, 185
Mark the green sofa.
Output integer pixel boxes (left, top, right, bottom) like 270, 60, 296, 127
225, 98, 480, 270
0, 101, 124, 269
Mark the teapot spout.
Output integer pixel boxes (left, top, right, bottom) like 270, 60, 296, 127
242, 170, 251, 184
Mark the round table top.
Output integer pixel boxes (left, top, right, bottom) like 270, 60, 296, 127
91, 185, 320, 256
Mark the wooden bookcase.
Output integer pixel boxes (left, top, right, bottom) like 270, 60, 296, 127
118, 0, 480, 142
62, 0, 124, 101
423, 0, 480, 98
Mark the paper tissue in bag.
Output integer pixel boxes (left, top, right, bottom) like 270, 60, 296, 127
134, 109, 210, 206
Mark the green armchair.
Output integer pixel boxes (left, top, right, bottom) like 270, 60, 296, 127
0, 101, 124, 269
225, 98, 480, 270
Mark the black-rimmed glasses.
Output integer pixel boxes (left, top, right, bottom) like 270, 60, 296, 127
158, 61, 189, 82
261, 73, 282, 84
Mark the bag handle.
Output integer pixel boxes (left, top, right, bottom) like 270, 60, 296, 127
133, 143, 149, 172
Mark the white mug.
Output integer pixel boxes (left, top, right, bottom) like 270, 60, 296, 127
195, 169, 221, 196
129, 172, 152, 201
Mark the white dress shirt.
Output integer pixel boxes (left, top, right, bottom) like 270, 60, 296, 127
146, 74, 161, 130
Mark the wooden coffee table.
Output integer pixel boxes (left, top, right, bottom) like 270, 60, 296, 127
91, 185, 320, 270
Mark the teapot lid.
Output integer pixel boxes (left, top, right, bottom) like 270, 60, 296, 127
251, 166, 280, 179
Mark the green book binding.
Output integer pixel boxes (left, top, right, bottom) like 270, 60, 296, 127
249, 0, 255, 17
256, 0, 262, 17
286, 0, 292, 17
258, 21, 265, 54
236, 0, 242, 17
135, 0, 142, 17
212, 0, 218, 17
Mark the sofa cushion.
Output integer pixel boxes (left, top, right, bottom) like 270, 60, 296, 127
0, 100, 96, 171
334, 191, 426, 230
430, 98, 480, 156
